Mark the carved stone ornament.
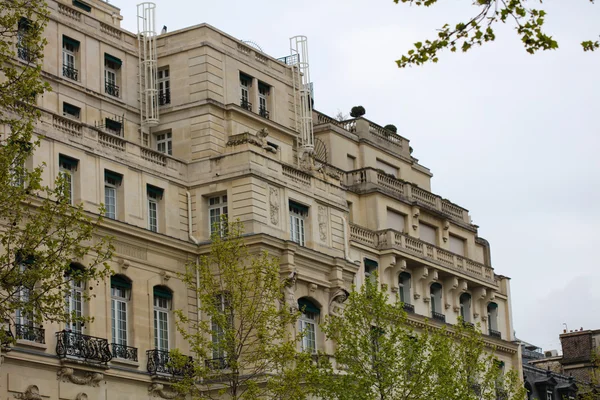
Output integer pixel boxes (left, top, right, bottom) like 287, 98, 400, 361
269, 187, 279, 225
57, 367, 103, 387
413, 293, 421, 300
309, 283, 317, 292
474, 313, 480, 319
75, 394, 88, 400
282, 271, 298, 312
423, 296, 431, 303
317, 205, 327, 241
329, 288, 350, 317
148, 383, 180, 399
444, 302, 451, 310
14, 385, 42, 400
453, 306, 460, 313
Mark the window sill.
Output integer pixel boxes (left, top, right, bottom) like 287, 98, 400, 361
110, 357, 139, 368
16, 339, 47, 350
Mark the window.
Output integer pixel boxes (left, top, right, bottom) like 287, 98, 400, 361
298, 298, 319, 353
398, 272, 411, 304
153, 286, 172, 351
158, 68, 170, 105
208, 195, 228, 237
72, 0, 91, 12
16, 259, 33, 329
546, 390, 553, 400
59, 155, 78, 205
212, 293, 232, 361
147, 185, 163, 232
289, 201, 308, 246
156, 132, 172, 155
9, 157, 24, 188
460, 293, 472, 323
240, 73, 252, 111
105, 117, 122, 136
346, 154, 356, 171
488, 302, 499, 337
419, 223, 437, 245
430, 283, 443, 321
66, 265, 84, 333
449, 235, 466, 256
17, 18, 32, 62
376, 158, 398, 178
364, 259, 378, 284
258, 82, 270, 119
63, 102, 80, 119
387, 209, 405, 233
104, 170, 122, 220
104, 53, 122, 97
111, 275, 131, 348
62, 36, 79, 81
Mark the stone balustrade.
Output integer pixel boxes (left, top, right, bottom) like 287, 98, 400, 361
349, 223, 496, 285
345, 168, 470, 225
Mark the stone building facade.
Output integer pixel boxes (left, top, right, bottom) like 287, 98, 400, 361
0, 0, 521, 398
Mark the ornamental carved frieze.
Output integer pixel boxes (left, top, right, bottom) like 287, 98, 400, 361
14, 385, 42, 400
57, 367, 103, 387
269, 187, 279, 225
318, 205, 328, 241
148, 383, 181, 399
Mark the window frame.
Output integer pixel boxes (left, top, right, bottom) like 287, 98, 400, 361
298, 298, 319, 354
66, 273, 84, 333
158, 68, 170, 105
289, 202, 308, 246
156, 131, 172, 155
211, 293, 233, 361
148, 193, 158, 232
153, 295, 170, 351
111, 282, 130, 347
459, 292, 472, 322
208, 195, 228, 237
398, 272, 411, 304
104, 175, 118, 220
59, 155, 77, 206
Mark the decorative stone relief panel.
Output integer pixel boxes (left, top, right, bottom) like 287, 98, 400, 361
57, 367, 103, 387
269, 186, 279, 226
318, 205, 328, 241
148, 383, 181, 399
14, 385, 42, 400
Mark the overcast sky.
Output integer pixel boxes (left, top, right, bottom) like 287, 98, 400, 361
118, 0, 600, 352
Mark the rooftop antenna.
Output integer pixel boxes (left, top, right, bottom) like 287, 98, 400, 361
242, 40, 264, 53
137, 2, 159, 147
289, 35, 314, 165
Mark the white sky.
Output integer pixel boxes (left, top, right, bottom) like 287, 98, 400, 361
116, 0, 600, 352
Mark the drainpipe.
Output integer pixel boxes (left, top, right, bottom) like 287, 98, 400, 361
186, 191, 201, 335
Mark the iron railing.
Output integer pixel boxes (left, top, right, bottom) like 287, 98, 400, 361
147, 349, 193, 377
111, 343, 138, 362
55, 330, 112, 364
15, 324, 45, 344
489, 329, 502, 339
240, 99, 252, 111
402, 303, 415, 313
205, 357, 229, 370
431, 311, 446, 323
158, 89, 170, 106
63, 64, 78, 81
105, 82, 119, 97
259, 107, 270, 119
17, 46, 32, 62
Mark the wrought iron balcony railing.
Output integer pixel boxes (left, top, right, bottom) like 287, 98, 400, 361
55, 330, 112, 364
111, 343, 138, 362
431, 311, 446, 323
147, 349, 193, 377
205, 357, 229, 370
158, 90, 170, 106
240, 99, 252, 111
63, 64, 78, 81
105, 82, 119, 97
259, 107, 270, 119
402, 303, 415, 313
15, 324, 45, 344
17, 47, 32, 62
489, 329, 501, 339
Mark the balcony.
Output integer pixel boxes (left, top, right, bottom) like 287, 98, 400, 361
105, 82, 119, 97
147, 349, 193, 377
63, 64, 78, 81
205, 357, 229, 370
112, 343, 138, 362
345, 168, 470, 225
55, 330, 112, 364
432, 311, 446, 323
158, 89, 170, 106
349, 224, 496, 286
240, 99, 252, 111
402, 303, 415, 313
489, 329, 501, 339
259, 107, 270, 120
15, 324, 45, 344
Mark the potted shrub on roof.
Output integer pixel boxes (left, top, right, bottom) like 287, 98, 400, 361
350, 106, 366, 118
384, 124, 397, 133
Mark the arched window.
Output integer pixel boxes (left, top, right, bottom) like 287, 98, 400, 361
487, 302, 499, 338
430, 283, 444, 322
111, 275, 131, 353
153, 285, 172, 351
298, 298, 320, 353
460, 293, 472, 323
398, 272, 411, 304
66, 263, 85, 333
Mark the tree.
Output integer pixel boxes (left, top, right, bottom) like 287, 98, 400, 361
394, 0, 599, 68
0, 1, 112, 341
315, 276, 526, 400
172, 219, 316, 400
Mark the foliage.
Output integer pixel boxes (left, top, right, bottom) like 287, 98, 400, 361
577, 349, 600, 400
173, 219, 316, 400
384, 124, 398, 133
393, 0, 598, 68
350, 106, 366, 118
0, 0, 113, 340
335, 110, 349, 122
315, 276, 526, 400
